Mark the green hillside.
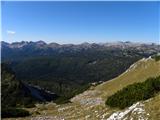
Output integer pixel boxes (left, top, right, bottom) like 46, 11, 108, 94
7, 50, 142, 103
4, 57, 160, 120
1, 64, 58, 118
1, 64, 36, 108
1, 64, 33, 118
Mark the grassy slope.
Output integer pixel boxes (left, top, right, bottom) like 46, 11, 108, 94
96, 57, 160, 100
4, 58, 160, 120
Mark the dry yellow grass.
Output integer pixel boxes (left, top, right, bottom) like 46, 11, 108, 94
144, 94, 160, 119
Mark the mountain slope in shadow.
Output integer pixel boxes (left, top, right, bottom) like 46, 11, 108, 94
1, 63, 59, 109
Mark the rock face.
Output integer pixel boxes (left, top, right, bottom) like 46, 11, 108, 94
107, 102, 148, 120
71, 90, 104, 106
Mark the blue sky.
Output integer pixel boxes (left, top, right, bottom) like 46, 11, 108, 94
1, 1, 159, 44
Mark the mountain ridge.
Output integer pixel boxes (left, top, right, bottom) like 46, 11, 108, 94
1, 40, 159, 49
2, 40, 159, 63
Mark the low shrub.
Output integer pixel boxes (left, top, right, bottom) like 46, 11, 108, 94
106, 76, 160, 109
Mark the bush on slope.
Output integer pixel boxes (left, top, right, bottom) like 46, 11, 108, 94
106, 76, 160, 109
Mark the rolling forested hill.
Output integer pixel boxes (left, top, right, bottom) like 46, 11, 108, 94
1, 41, 159, 103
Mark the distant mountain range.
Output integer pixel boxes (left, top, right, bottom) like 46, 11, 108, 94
1, 41, 159, 62
1, 40, 159, 49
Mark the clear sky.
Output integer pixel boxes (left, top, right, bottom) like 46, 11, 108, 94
1, 1, 159, 44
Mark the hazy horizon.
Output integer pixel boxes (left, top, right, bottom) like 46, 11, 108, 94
2, 40, 159, 45
2, 1, 159, 44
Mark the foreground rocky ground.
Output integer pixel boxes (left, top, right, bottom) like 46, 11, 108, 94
4, 89, 160, 120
